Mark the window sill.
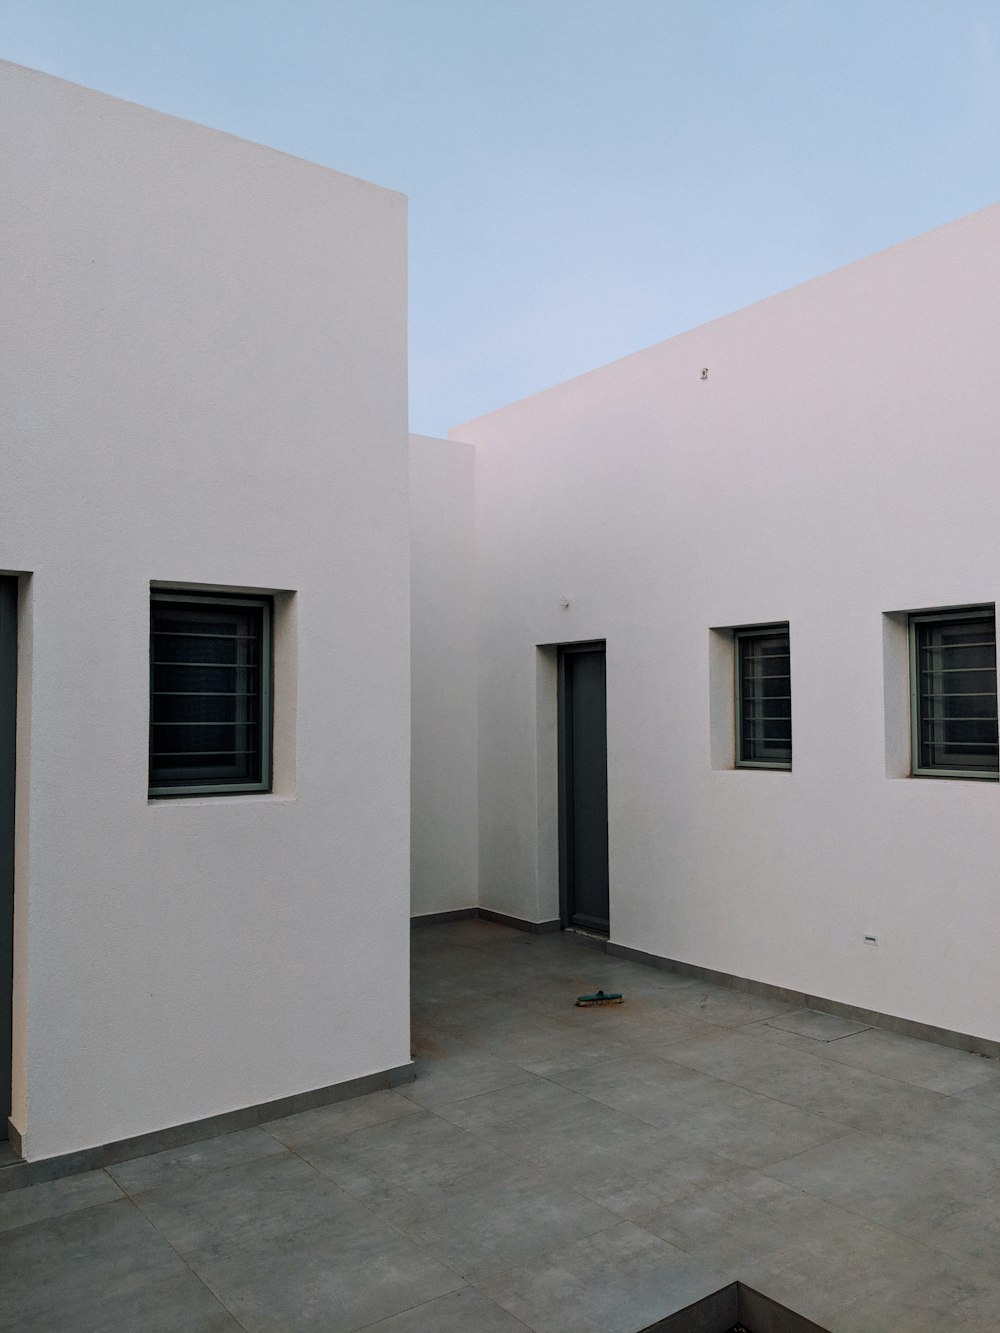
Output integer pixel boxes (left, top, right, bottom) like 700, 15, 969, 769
147, 792, 297, 808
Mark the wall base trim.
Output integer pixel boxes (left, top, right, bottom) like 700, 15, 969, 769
0, 1062, 415, 1193
410, 907, 478, 926
411, 906, 561, 934
607, 942, 1000, 1060
477, 907, 561, 934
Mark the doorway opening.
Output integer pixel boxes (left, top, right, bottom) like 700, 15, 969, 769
0, 577, 15, 1144
558, 641, 609, 934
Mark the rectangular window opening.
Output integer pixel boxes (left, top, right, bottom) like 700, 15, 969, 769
149, 592, 273, 797
909, 607, 998, 780
735, 623, 791, 770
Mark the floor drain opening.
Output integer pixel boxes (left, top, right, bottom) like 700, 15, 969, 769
639, 1280, 829, 1333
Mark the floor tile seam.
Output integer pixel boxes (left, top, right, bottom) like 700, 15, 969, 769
654, 1045, 948, 1123
280, 1107, 539, 1223
0, 1179, 129, 1239
754, 1124, 915, 1178
353, 1288, 534, 1333
209, 1141, 477, 1288
892, 1218, 1000, 1282
464, 1215, 652, 1293
751, 1176, 996, 1242
350, 1170, 624, 1287
779, 1042, 980, 1098
736, 1174, 956, 1255
604, 1050, 871, 1130
108, 1191, 252, 1332
258, 1094, 424, 1150
395, 1072, 540, 1113
0, 1167, 127, 1237
815, 1050, 1000, 1096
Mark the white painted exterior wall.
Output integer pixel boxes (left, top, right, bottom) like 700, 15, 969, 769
409, 436, 478, 917
1, 63, 410, 1160
449, 203, 1000, 1044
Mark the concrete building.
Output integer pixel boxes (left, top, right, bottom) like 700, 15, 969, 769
5, 57, 1000, 1174
411, 199, 1000, 1053
1, 62, 411, 1164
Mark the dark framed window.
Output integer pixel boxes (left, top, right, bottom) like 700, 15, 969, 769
149, 592, 272, 797
909, 608, 998, 779
735, 624, 792, 769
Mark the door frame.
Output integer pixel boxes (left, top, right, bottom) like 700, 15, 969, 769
0, 577, 16, 1142
557, 640, 608, 933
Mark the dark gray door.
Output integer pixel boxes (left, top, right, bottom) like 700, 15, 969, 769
558, 642, 609, 933
0, 579, 15, 1141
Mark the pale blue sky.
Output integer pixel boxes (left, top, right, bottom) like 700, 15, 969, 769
4, 1, 1000, 435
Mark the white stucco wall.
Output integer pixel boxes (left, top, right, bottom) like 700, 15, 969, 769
409, 435, 478, 916
0, 62, 410, 1159
454, 202, 1000, 1043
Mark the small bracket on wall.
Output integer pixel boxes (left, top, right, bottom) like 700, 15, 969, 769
700, 367, 709, 380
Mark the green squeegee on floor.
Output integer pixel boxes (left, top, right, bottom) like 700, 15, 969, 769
575, 989, 624, 1007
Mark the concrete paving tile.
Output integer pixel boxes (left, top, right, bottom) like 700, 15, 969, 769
880, 1091, 1000, 1170
953, 1070, 1000, 1109
659, 1026, 826, 1090
738, 1017, 861, 1053
475, 1220, 729, 1333
735, 1222, 950, 1333
734, 1045, 951, 1132
777, 1060, 951, 1134
400, 1037, 535, 1110
380, 1158, 621, 1282
5, 1270, 242, 1331
764, 1127, 998, 1231
0, 1198, 189, 1326
888, 1180, 1000, 1273
544, 1128, 746, 1219
547, 991, 728, 1051
756, 1007, 872, 1042
527, 952, 700, 996
635, 1169, 871, 1271
108, 1127, 287, 1195
0, 1168, 123, 1232
411, 952, 540, 997
663, 1083, 851, 1168
659, 1027, 954, 1133
820, 1026, 1000, 1094
192, 1207, 464, 1332
830, 1261, 1000, 1332
410, 976, 485, 1016
413, 919, 527, 950
653, 983, 799, 1027
294, 1107, 510, 1204
359, 1286, 529, 1331
441, 1008, 636, 1077
262, 1088, 422, 1148
547, 1051, 735, 1127
133, 1150, 362, 1262
528, 958, 697, 1000
435, 1076, 662, 1165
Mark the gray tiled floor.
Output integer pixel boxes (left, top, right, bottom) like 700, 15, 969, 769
4, 919, 1000, 1331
